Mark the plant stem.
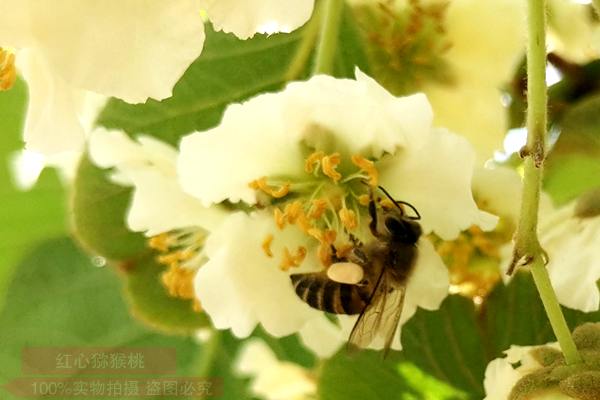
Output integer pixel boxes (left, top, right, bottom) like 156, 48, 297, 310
313, 0, 344, 75
512, 0, 582, 365
530, 259, 581, 364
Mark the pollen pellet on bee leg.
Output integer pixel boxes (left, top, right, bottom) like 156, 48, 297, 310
327, 262, 364, 285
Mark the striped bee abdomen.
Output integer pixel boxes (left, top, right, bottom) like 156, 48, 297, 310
290, 273, 370, 315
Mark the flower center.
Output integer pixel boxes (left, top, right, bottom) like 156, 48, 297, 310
352, 0, 454, 95
148, 228, 207, 311
0, 48, 16, 92
250, 151, 382, 270
434, 222, 513, 302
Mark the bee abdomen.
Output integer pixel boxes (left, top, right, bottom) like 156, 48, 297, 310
290, 273, 367, 315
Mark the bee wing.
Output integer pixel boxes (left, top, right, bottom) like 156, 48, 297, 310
348, 267, 405, 354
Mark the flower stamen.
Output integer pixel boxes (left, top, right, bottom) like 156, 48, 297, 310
304, 150, 325, 173
322, 153, 342, 183
161, 263, 200, 311
0, 48, 16, 92
339, 207, 358, 230
308, 198, 328, 219
262, 234, 274, 258
351, 155, 379, 186
280, 246, 307, 271
249, 177, 291, 198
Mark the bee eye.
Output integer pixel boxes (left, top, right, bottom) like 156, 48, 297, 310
385, 218, 406, 236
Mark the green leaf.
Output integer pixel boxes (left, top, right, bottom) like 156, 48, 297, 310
545, 94, 600, 205
0, 238, 206, 400
122, 254, 209, 335
71, 155, 147, 261
318, 351, 466, 400
401, 296, 488, 398
0, 79, 67, 310
318, 351, 411, 400
483, 271, 600, 358
544, 155, 600, 206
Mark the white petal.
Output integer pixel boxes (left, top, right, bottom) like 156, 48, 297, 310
379, 128, 498, 240
235, 339, 316, 400
195, 212, 321, 337
547, 0, 598, 64
89, 128, 225, 234
235, 339, 279, 375
472, 165, 523, 223
298, 316, 346, 359
285, 71, 433, 158
540, 204, 600, 312
200, 0, 314, 39
444, 0, 525, 85
423, 83, 507, 161
126, 169, 226, 235
405, 239, 449, 311
18, 49, 85, 155
178, 93, 305, 206
483, 357, 521, 400
2, 0, 205, 103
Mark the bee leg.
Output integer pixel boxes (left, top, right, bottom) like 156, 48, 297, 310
348, 233, 362, 247
348, 247, 368, 265
330, 245, 345, 263
368, 193, 382, 238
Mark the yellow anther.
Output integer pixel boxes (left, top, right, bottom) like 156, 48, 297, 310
317, 243, 333, 267
157, 249, 193, 267
380, 198, 395, 210
358, 194, 371, 206
161, 264, 196, 300
148, 233, 171, 252
304, 151, 325, 173
262, 234, 274, 258
284, 201, 303, 222
192, 299, 202, 312
249, 176, 290, 198
0, 48, 16, 91
308, 199, 328, 219
308, 228, 336, 245
339, 208, 358, 230
280, 246, 307, 271
274, 207, 286, 229
352, 155, 379, 186
308, 227, 324, 242
336, 243, 354, 259
322, 153, 342, 183
323, 229, 337, 244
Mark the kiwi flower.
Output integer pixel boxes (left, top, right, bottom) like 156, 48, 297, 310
0, 0, 314, 155
177, 70, 497, 340
536, 190, 600, 313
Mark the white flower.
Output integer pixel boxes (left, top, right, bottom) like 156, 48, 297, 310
2, 0, 314, 155
89, 128, 225, 237
200, 0, 315, 39
547, 0, 600, 64
235, 339, 316, 400
194, 212, 322, 337
179, 70, 496, 238
179, 70, 495, 343
537, 198, 600, 312
349, 0, 526, 160
423, 0, 525, 161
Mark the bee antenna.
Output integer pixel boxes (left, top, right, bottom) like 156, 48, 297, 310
377, 186, 421, 220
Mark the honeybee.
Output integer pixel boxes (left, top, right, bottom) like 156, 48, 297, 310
290, 186, 422, 353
